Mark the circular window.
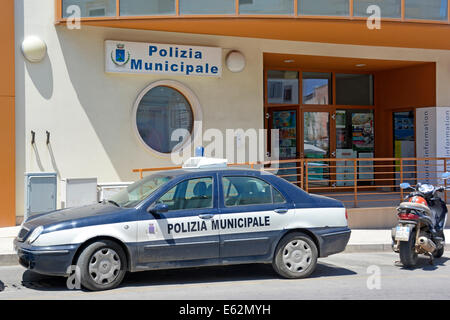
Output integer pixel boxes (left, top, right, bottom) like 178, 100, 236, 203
134, 81, 201, 155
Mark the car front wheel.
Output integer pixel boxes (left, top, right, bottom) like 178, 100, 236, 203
76, 240, 127, 291
273, 232, 318, 279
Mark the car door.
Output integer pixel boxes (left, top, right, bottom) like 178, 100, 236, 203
137, 175, 220, 265
218, 174, 294, 260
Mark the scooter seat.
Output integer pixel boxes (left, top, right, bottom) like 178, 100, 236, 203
398, 202, 432, 216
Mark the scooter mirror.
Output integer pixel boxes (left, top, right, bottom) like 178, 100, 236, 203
442, 172, 450, 180
400, 183, 411, 189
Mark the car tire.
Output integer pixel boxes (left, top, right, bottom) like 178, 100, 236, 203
76, 240, 127, 291
272, 232, 318, 279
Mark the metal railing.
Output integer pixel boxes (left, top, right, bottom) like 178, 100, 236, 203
133, 157, 450, 208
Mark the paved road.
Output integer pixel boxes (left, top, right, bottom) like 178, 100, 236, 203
0, 251, 449, 300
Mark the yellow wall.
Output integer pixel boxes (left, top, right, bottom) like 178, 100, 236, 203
0, 0, 15, 227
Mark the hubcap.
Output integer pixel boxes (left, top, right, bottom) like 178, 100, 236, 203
88, 248, 121, 285
282, 239, 312, 273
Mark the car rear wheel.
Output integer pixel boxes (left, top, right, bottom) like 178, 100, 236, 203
273, 232, 318, 279
76, 240, 127, 291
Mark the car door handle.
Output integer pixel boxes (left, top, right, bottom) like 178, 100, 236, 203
199, 214, 214, 220
274, 208, 288, 214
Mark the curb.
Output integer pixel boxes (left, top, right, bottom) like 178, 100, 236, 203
344, 244, 393, 253
0, 244, 448, 267
345, 242, 450, 254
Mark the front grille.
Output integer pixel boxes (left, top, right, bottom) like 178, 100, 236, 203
17, 227, 30, 242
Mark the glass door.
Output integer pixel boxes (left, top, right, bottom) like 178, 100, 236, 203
303, 111, 332, 187
335, 109, 375, 187
269, 108, 300, 183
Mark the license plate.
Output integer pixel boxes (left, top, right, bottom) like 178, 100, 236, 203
395, 226, 411, 241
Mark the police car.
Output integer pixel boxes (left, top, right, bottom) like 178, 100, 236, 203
14, 157, 351, 291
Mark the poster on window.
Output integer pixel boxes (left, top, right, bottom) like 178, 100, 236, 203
352, 113, 374, 150
394, 112, 414, 141
273, 111, 297, 159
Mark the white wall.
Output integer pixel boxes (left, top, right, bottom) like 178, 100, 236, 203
15, 0, 265, 218
15, 0, 450, 219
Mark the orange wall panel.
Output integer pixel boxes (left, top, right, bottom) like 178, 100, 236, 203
0, 97, 15, 227
374, 63, 436, 158
0, 0, 15, 98
0, 0, 15, 227
376, 63, 436, 109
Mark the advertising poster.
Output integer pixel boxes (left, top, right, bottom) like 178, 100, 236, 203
352, 113, 374, 151
273, 111, 297, 159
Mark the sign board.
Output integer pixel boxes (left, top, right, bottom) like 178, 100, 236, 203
105, 40, 222, 77
416, 107, 450, 184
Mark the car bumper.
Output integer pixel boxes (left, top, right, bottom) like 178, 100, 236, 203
312, 227, 351, 257
14, 238, 79, 276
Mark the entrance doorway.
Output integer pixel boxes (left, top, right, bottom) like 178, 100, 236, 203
265, 69, 375, 189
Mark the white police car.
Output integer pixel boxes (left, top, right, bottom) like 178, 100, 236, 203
14, 157, 350, 291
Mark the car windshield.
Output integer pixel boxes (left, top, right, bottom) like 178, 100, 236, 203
107, 173, 173, 208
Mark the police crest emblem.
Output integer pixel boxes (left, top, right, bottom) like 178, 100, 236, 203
111, 43, 130, 66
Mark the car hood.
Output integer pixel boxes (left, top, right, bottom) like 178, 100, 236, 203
23, 203, 129, 230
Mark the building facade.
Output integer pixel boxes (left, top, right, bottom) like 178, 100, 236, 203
2, 0, 450, 226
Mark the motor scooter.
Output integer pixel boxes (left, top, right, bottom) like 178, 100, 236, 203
392, 172, 449, 267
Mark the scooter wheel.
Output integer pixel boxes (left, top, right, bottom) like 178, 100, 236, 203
399, 229, 418, 268
433, 246, 445, 258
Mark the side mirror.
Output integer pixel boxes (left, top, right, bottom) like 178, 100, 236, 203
400, 183, 411, 189
148, 203, 169, 215
442, 172, 450, 180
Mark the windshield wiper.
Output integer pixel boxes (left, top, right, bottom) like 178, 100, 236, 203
107, 200, 121, 208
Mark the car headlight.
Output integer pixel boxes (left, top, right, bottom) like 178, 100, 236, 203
27, 226, 44, 244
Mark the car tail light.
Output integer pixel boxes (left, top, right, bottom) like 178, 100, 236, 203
398, 212, 419, 220
345, 209, 348, 221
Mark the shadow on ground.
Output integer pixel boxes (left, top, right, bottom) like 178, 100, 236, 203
396, 256, 449, 271
20, 261, 356, 292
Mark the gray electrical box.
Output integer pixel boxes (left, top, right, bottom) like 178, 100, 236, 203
25, 172, 57, 220
61, 178, 98, 208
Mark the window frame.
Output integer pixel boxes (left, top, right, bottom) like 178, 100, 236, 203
221, 175, 287, 208
238, 0, 296, 15
301, 71, 333, 106
119, 0, 177, 17
56, 0, 450, 24
155, 176, 215, 213
334, 73, 374, 106
179, 0, 236, 15
132, 80, 203, 157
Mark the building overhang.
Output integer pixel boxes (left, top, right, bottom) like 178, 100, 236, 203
61, 18, 450, 51
263, 53, 433, 72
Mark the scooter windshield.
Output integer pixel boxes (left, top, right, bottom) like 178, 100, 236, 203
418, 184, 434, 194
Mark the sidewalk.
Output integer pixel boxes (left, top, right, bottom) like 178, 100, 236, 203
0, 226, 20, 266
0, 227, 449, 266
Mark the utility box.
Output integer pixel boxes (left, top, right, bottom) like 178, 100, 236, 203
61, 178, 98, 208
25, 172, 57, 219
98, 182, 133, 202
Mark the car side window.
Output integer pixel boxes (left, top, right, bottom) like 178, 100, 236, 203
273, 187, 286, 204
157, 177, 213, 211
222, 176, 285, 207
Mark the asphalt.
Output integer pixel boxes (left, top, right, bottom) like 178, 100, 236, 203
1, 226, 449, 266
